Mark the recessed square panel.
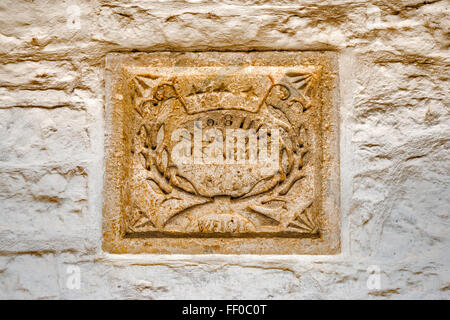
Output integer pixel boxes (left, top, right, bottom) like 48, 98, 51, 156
103, 52, 340, 254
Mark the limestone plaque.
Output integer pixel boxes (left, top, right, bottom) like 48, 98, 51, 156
103, 52, 340, 254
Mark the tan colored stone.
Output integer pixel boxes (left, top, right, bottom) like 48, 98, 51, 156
103, 52, 340, 254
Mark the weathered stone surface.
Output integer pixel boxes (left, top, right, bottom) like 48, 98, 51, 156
0, 165, 89, 252
0, 107, 89, 164
0, 0, 448, 298
103, 52, 340, 254
0, 61, 78, 90
0, 254, 59, 299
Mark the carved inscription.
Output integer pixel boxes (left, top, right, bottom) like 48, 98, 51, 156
104, 52, 340, 254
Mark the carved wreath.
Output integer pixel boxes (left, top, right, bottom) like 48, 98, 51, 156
127, 69, 320, 235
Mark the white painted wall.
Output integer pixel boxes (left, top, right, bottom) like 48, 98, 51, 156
0, 0, 448, 299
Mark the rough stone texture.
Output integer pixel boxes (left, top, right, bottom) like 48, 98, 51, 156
0, 0, 449, 298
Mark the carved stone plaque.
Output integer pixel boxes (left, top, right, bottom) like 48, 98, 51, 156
103, 52, 340, 254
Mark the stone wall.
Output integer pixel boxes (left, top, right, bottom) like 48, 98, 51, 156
0, 0, 448, 299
